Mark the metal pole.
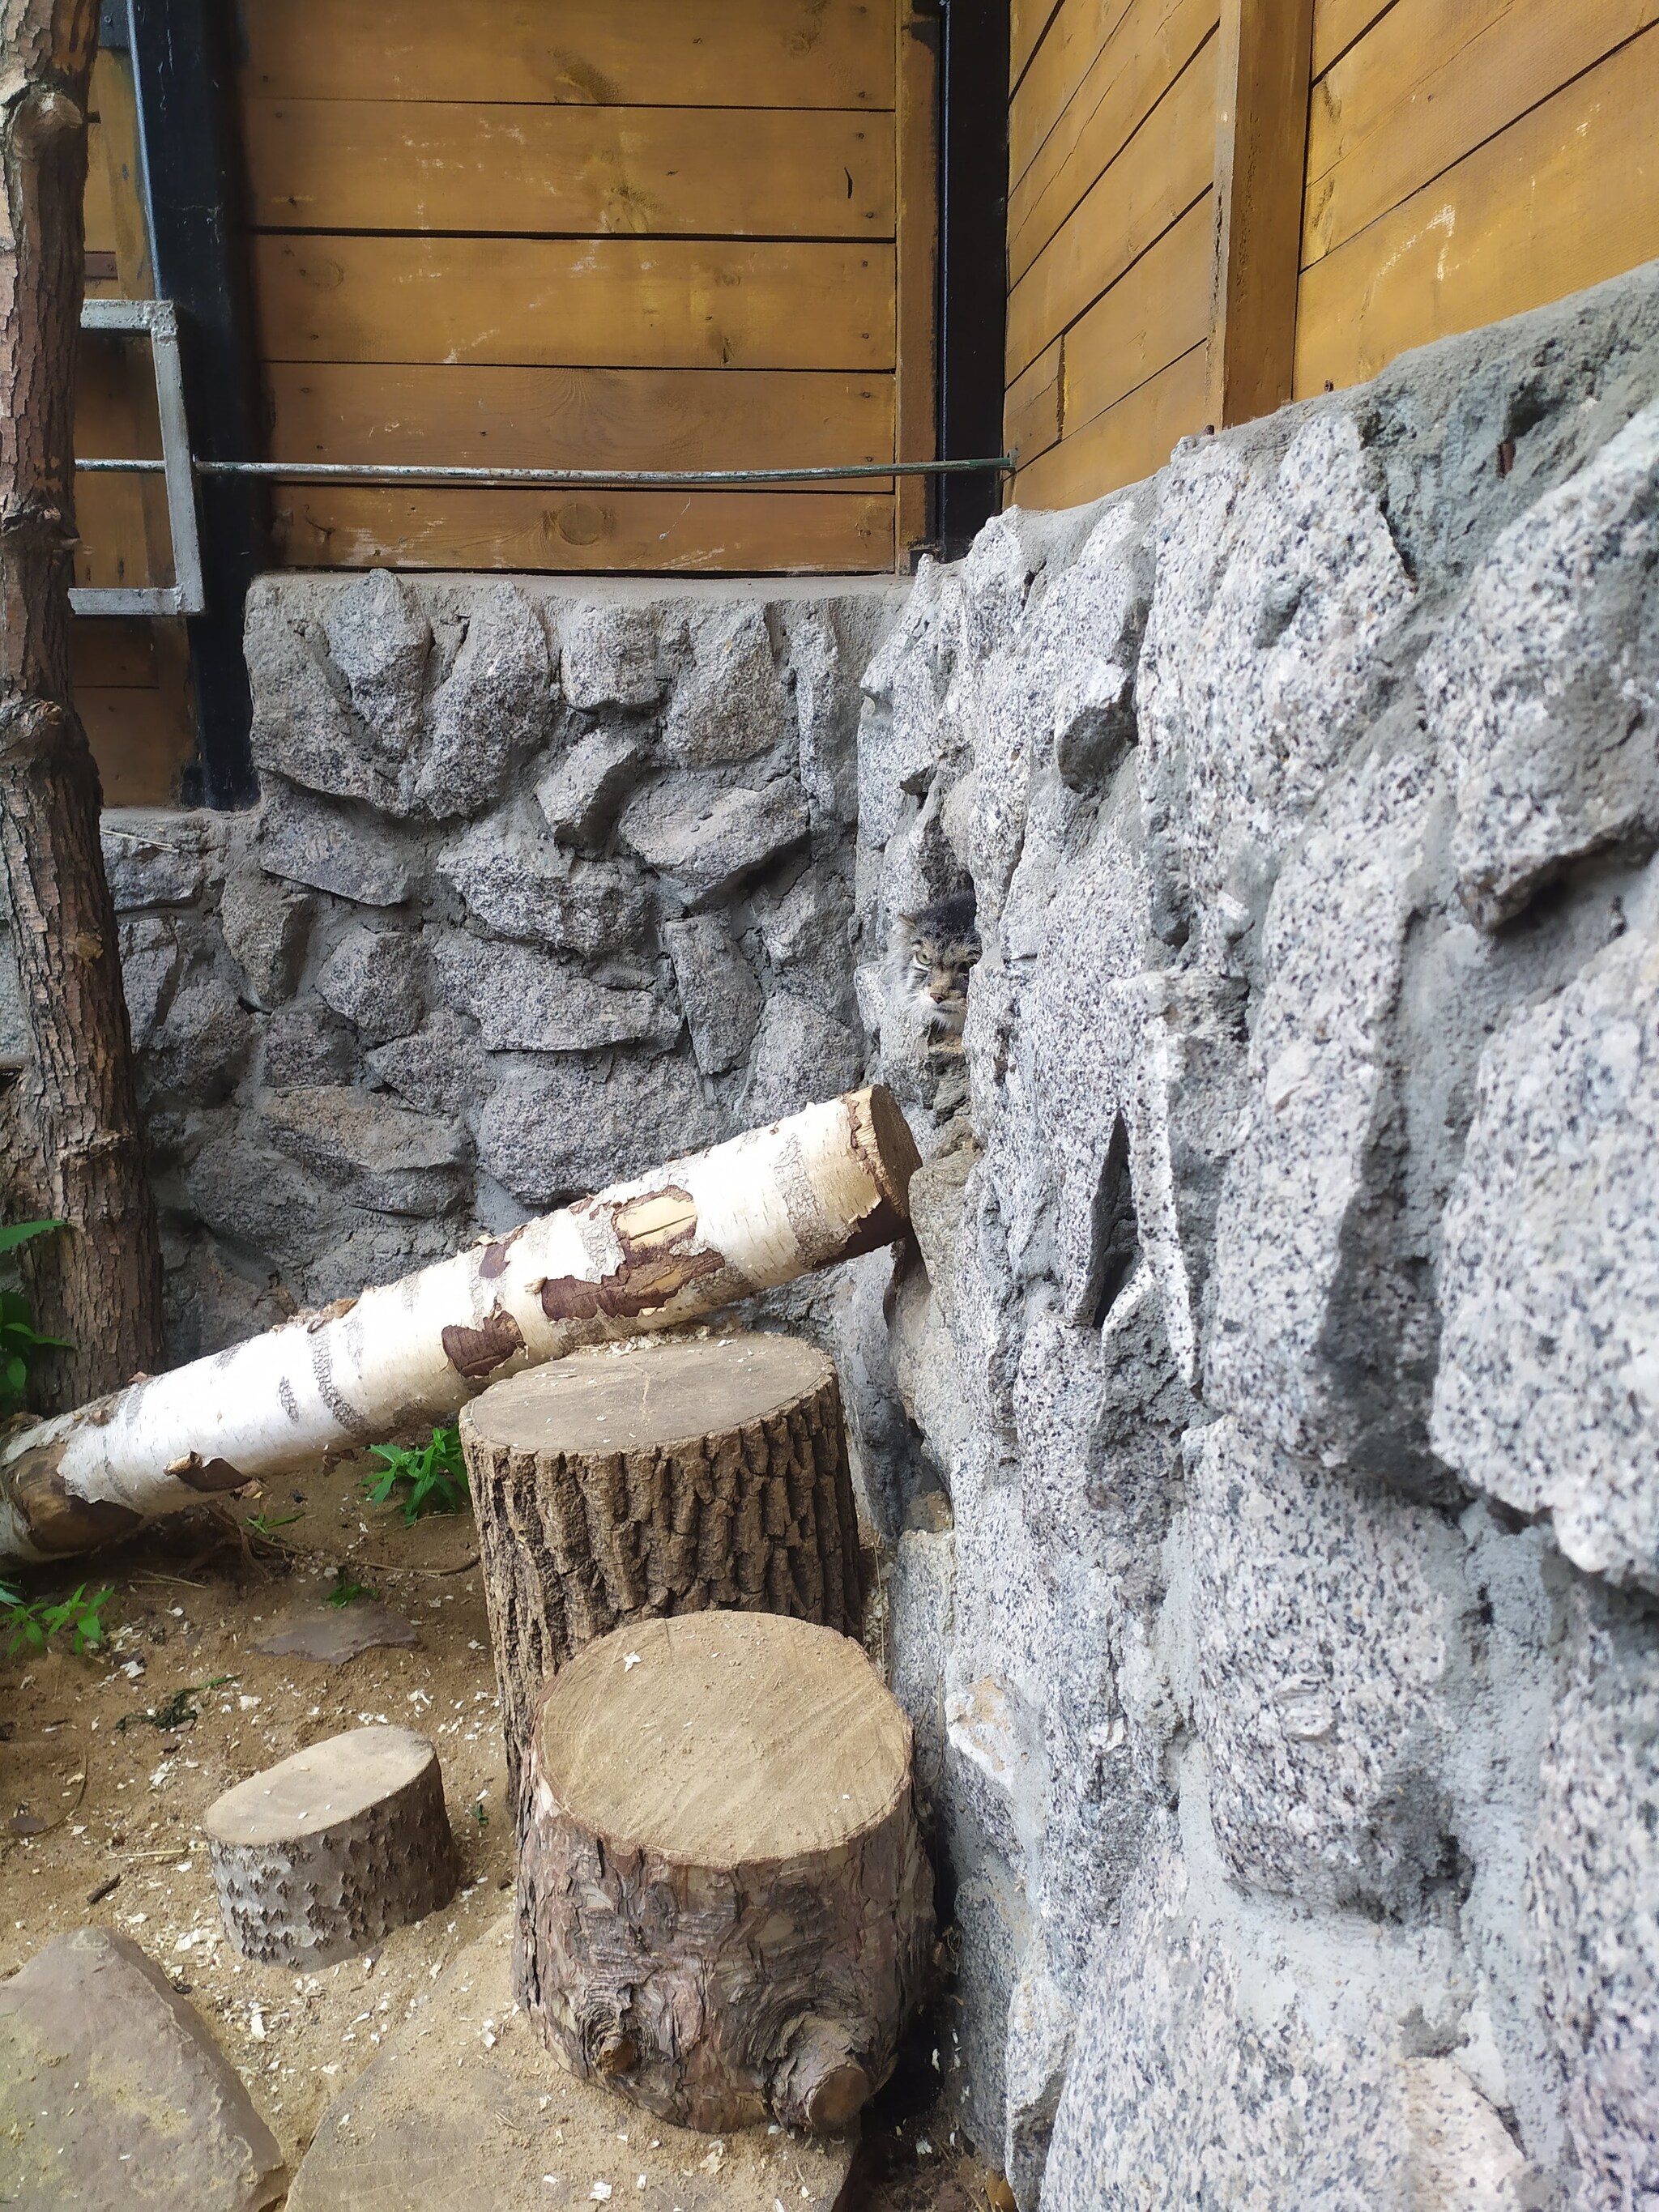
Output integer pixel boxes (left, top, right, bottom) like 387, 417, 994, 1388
76, 455, 1015, 488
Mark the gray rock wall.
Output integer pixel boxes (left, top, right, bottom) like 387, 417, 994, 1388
859, 261, 1659, 2210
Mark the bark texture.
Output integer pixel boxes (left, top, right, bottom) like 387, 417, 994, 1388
0, 0, 164, 1406
516, 1613, 933, 2134
204, 1727, 458, 1969
0, 1085, 921, 1563
462, 1332, 864, 1808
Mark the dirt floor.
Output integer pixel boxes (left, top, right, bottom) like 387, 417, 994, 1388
0, 1452, 1004, 2210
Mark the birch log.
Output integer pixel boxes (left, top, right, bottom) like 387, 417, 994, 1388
0, 1085, 920, 1563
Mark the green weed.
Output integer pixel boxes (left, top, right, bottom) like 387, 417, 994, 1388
0, 1580, 113, 1658
362, 1426, 469, 1527
326, 1567, 378, 1608
117, 1674, 237, 1733
0, 1218, 70, 1416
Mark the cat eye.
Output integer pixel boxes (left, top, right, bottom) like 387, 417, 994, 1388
912, 952, 931, 970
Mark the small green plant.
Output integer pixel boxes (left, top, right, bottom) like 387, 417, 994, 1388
471, 1797, 488, 1830
245, 1510, 303, 1539
0, 1580, 113, 1658
0, 1218, 70, 1417
362, 1426, 469, 1527
326, 1567, 378, 1609
117, 1674, 237, 1733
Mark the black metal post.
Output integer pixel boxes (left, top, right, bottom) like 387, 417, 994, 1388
936, 0, 1010, 559
126, 0, 263, 806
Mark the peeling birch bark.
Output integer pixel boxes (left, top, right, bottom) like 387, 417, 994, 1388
0, 1085, 920, 1563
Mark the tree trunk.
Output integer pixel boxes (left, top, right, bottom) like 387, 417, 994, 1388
0, 0, 164, 1408
0, 1085, 922, 1562
462, 1330, 864, 1810
516, 1610, 932, 2135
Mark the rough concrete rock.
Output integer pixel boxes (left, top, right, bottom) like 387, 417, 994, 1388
251, 1603, 422, 1664
743, 990, 863, 1121
314, 924, 427, 1045
535, 727, 650, 844
661, 912, 763, 1075
663, 601, 790, 764
558, 599, 664, 709
1432, 904, 1659, 1588
439, 812, 652, 953
857, 556, 966, 850
431, 931, 677, 1052
475, 1050, 720, 1206
259, 1085, 471, 1217
262, 1003, 360, 1089
618, 775, 808, 906
286, 1915, 856, 2212
365, 1008, 493, 1117
245, 610, 395, 809
786, 594, 904, 830
120, 915, 181, 1048
757, 863, 855, 1017
258, 782, 416, 908
321, 566, 432, 757
218, 861, 312, 1008
101, 808, 224, 910
0, 1924, 286, 2211
1422, 398, 1659, 929
889, 1523, 955, 1806
418, 583, 554, 818
145, 970, 256, 1104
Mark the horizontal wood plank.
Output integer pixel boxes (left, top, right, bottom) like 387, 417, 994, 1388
71, 620, 158, 689
1012, 0, 1066, 89
253, 236, 894, 372
1305, 0, 1659, 266
271, 487, 896, 573
1294, 23, 1659, 394
1012, 0, 1137, 185
1064, 192, 1210, 431
1005, 32, 1216, 378
1013, 340, 1207, 507
78, 686, 197, 805
266, 364, 895, 490
1004, 338, 1063, 467
241, 0, 895, 109
1311, 0, 1397, 79
243, 100, 895, 240
1011, 0, 1217, 280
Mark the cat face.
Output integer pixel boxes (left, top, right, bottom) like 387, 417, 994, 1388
901, 891, 980, 1042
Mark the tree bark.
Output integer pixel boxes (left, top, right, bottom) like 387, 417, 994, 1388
516, 1611, 932, 2135
0, 0, 164, 1408
462, 1331, 865, 1810
0, 1085, 922, 1562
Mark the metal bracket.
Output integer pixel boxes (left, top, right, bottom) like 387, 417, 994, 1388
70, 297, 205, 617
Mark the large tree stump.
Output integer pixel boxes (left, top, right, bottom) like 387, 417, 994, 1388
461, 1331, 864, 1806
515, 1610, 933, 2134
203, 1727, 459, 1967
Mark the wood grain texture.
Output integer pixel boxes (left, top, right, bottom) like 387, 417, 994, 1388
895, 5, 938, 560
1013, 0, 1067, 88
1014, 339, 1207, 508
1311, 0, 1397, 81
243, 99, 895, 240
1208, 0, 1316, 428
1009, 0, 1218, 283
1005, 30, 1216, 377
1064, 191, 1210, 430
241, 0, 896, 109
83, 49, 151, 298
266, 362, 895, 482
1011, 0, 1138, 186
271, 485, 895, 573
253, 234, 893, 371
1294, 23, 1659, 396
1004, 337, 1063, 468
516, 1611, 931, 2133
1303, 0, 1659, 266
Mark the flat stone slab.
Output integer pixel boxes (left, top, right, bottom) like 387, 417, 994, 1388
249, 1603, 422, 1664
0, 1924, 286, 2211
288, 1915, 856, 2212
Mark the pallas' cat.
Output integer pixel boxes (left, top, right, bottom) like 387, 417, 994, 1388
899, 889, 980, 1045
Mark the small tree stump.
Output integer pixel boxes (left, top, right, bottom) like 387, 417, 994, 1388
203, 1727, 459, 1968
461, 1332, 864, 1806
516, 1610, 932, 2134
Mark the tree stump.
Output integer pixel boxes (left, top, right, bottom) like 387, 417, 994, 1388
461, 1332, 864, 1807
203, 1727, 459, 1967
515, 1610, 933, 2134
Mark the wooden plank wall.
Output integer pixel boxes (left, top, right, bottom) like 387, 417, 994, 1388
237, 0, 934, 575
75, 46, 197, 804
1009, 0, 1659, 508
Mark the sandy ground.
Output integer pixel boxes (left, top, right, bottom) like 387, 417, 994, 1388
0, 1453, 1000, 2210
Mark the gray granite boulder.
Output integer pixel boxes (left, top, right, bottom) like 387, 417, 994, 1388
661, 913, 762, 1075
321, 566, 432, 757
315, 923, 427, 1045
475, 1050, 720, 1205
617, 775, 808, 906
218, 859, 312, 1008
742, 990, 862, 1120
259, 1085, 471, 1217
430, 931, 676, 1052
438, 811, 652, 953
535, 727, 650, 845
663, 601, 789, 765
557, 599, 664, 709
101, 808, 224, 910
258, 782, 417, 907
416, 582, 554, 818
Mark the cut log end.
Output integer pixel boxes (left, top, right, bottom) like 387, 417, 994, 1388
515, 1610, 933, 2135
203, 1726, 459, 1969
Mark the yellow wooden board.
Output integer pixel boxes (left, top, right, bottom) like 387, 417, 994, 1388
1005, 34, 1217, 377
243, 100, 896, 241
242, 0, 895, 109
1295, 23, 1659, 394
1010, 0, 1218, 285
1012, 0, 1064, 89
1305, 0, 1659, 266
271, 486, 896, 573
83, 49, 152, 298
1311, 0, 1397, 79
1063, 193, 1210, 432
1012, 0, 1139, 190
253, 236, 894, 373
72, 620, 157, 690
80, 688, 197, 806
1013, 341, 1208, 508
1005, 338, 1063, 468
266, 364, 896, 490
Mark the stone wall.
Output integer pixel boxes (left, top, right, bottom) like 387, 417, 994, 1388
859, 261, 1659, 2210
20, 576, 903, 1361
